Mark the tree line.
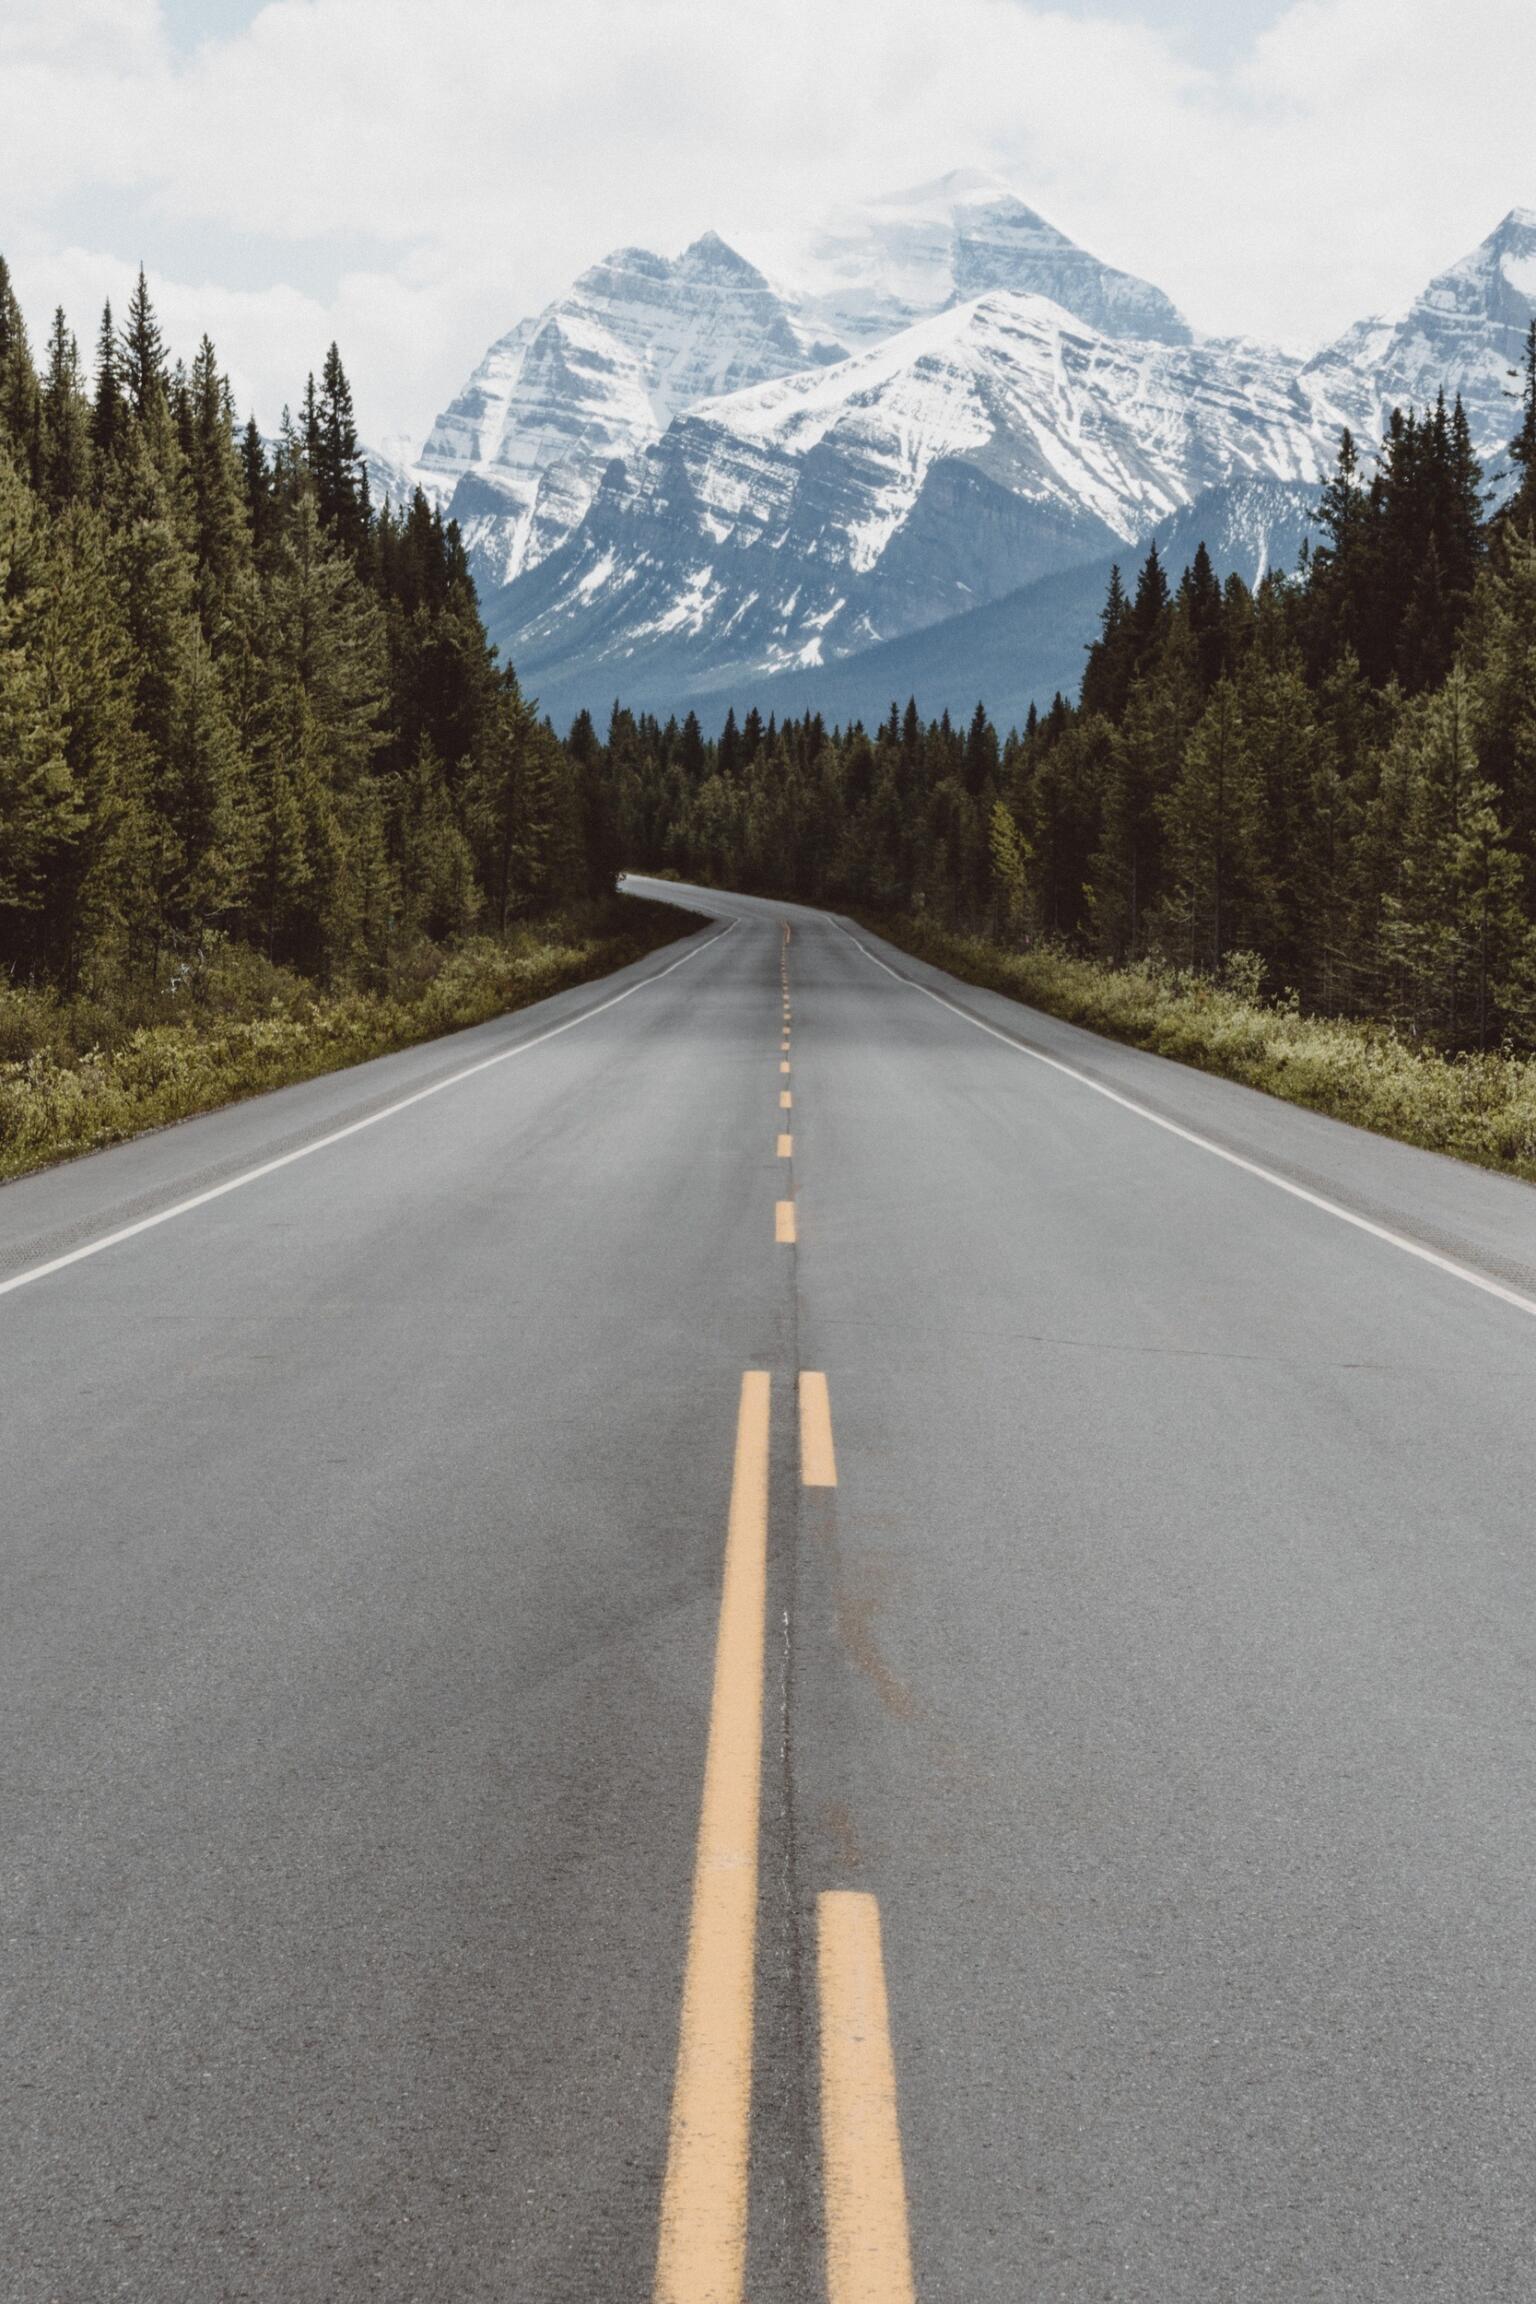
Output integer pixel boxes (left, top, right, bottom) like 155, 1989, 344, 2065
0, 260, 616, 1005
590, 329, 1536, 1049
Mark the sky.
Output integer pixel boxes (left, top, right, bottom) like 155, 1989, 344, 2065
2, 0, 1533, 454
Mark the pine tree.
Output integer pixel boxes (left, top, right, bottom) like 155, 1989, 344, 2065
184, 336, 252, 642
312, 343, 371, 559
718, 705, 740, 780
121, 266, 168, 421
38, 310, 92, 510
1129, 539, 1171, 670
963, 701, 999, 797
1178, 542, 1226, 693
240, 417, 274, 553
91, 302, 126, 471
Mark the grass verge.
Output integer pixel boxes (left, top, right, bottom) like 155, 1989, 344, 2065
0, 897, 693, 1184
861, 913, 1536, 1185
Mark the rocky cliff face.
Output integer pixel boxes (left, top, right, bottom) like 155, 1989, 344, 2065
418, 234, 838, 590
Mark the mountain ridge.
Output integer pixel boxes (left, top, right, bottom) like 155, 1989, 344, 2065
388, 184, 1536, 727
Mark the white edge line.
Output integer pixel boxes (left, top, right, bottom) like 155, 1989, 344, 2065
0, 920, 738, 1301
833, 918, 1536, 1326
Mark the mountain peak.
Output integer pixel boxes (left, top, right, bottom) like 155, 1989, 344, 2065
786, 174, 1191, 349
1417, 209, 1536, 323
677, 231, 767, 285
419, 222, 825, 587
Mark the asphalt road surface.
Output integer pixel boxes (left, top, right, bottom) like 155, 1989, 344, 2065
7, 877, 1536, 2303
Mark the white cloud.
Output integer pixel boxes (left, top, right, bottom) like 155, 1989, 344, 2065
3, 0, 1534, 447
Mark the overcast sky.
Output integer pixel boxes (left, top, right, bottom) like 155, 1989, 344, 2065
3, 0, 1533, 452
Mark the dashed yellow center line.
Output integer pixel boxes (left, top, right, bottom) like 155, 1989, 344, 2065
780, 1060, 791, 1075
798, 1372, 837, 1488
654, 1374, 772, 2304
776, 1200, 797, 1245
780, 1092, 792, 1110
777, 1134, 794, 1159
817, 1892, 917, 2304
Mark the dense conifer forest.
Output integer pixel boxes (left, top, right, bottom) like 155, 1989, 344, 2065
0, 260, 616, 1011
595, 333, 1536, 1052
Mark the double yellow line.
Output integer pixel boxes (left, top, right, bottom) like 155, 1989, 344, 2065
654, 1375, 916, 2304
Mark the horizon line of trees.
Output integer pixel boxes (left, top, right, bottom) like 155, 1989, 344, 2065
582, 325, 1536, 1050
0, 257, 619, 1009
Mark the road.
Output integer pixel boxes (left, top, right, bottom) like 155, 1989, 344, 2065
6, 877, 1536, 2301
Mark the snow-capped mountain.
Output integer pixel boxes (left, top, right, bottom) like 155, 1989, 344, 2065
483, 290, 1358, 701
417, 172, 1198, 600
775, 168, 1193, 351
418, 235, 841, 591
1303, 208, 1536, 488
397, 183, 1536, 725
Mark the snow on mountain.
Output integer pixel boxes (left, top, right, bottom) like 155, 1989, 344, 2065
484, 291, 1341, 705
1303, 208, 1536, 480
419, 234, 840, 592
414, 183, 1536, 724
775, 168, 1193, 350
629, 477, 1323, 742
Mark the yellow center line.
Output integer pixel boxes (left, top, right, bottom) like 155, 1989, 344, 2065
654, 1373, 772, 2304
780, 1092, 792, 1110
776, 1200, 797, 1244
780, 1061, 791, 1075
798, 1372, 837, 1488
818, 1892, 917, 2304
777, 1134, 794, 1159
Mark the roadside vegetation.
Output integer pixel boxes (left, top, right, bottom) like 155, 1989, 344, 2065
862, 915, 1536, 1182
0, 897, 687, 1181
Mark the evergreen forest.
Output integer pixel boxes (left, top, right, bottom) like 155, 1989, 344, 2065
0, 261, 616, 1015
